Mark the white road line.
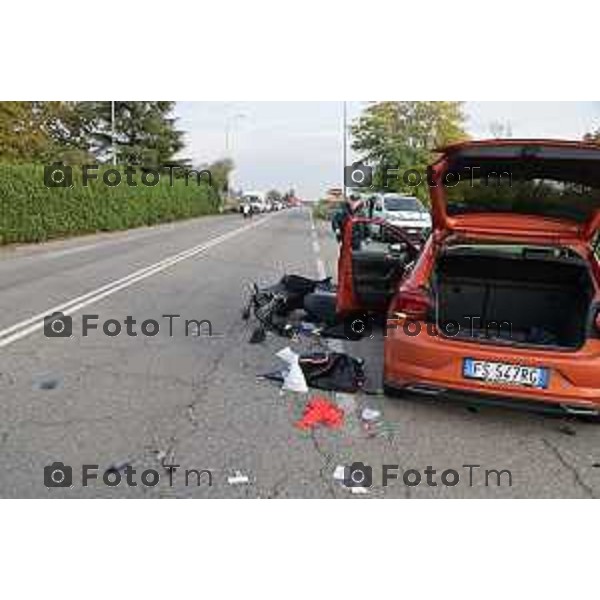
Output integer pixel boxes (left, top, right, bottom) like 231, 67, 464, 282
0, 214, 275, 348
308, 211, 344, 348
316, 258, 327, 280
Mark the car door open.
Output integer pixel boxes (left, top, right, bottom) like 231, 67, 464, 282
336, 217, 421, 315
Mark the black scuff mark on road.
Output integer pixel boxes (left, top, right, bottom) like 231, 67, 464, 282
144, 320, 242, 490
0, 370, 16, 386
32, 375, 62, 390
557, 422, 577, 436
542, 437, 594, 498
309, 429, 337, 499
186, 404, 197, 427
186, 345, 230, 428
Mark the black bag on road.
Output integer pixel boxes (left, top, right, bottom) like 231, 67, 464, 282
298, 352, 366, 393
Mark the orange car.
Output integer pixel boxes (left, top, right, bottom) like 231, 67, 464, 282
339, 139, 600, 416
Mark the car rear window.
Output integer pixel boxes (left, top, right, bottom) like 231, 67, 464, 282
446, 178, 600, 223
442, 145, 600, 223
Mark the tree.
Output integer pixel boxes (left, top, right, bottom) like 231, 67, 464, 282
0, 102, 95, 163
0, 102, 47, 162
203, 158, 234, 196
351, 101, 468, 201
266, 189, 282, 203
86, 101, 185, 165
584, 129, 600, 144
0, 101, 187, 166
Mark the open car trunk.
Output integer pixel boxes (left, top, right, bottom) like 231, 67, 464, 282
434, 246, 595, 349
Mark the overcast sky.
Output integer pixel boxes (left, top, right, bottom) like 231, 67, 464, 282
175, 101, 600, 200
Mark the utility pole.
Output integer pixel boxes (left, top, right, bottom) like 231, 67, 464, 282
342, 101, 347, 200
111, 101, 117, 166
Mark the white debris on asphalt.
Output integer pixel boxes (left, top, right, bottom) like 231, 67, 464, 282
333, 465, 346, 481
276, 346, 308, 393
361, 407, 381, 422
227, 471, 250, 485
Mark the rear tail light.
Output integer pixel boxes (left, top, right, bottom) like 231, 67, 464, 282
390, 287, 433, 321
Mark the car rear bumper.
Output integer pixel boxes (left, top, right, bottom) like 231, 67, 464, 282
383, 320, 600, 410
383, 379, 600, 416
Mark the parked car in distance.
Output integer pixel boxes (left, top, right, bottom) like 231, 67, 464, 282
371, 194, 431, 238
242, 192, 268, 213
338, 139, 600, 417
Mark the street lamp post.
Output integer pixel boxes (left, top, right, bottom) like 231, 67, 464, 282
342, 101, 348, 200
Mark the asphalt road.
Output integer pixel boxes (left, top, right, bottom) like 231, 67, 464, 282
0, 208, 599, 498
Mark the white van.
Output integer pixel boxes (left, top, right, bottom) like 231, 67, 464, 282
242, 191, 268, 213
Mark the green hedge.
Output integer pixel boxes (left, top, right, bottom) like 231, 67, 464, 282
0, 164, 221, 245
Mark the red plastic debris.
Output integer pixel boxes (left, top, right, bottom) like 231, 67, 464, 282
295, 396, 344, 429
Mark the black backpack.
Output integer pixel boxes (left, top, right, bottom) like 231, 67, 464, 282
298, 352, 366, 393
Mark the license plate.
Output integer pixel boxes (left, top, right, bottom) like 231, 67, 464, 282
463, 358, 549, 389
